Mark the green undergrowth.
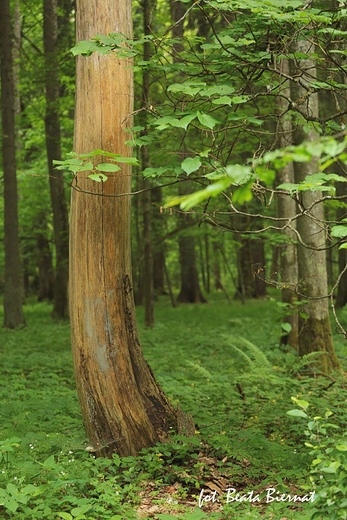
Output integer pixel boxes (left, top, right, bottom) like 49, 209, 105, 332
0, 295, 346, 519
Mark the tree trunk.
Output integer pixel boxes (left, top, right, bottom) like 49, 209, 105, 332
152, 187, 167, 296
290, 29, 339, 372
177, 230, 207, 303
335, 180, 347, 308
43, 0, 69, 319
70, 0, 192, 457
234, 213, 266, 299
177, 184, 207, 304
37, 233, 55, 302
141, 0, 154, 327
1, 0, 26, 328
276, 59, 299, 349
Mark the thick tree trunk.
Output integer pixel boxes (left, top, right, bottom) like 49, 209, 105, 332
290, 32, 339, 372
70, 0, 192, 457
43, 0, 69, 319
276, 59, 299, 349
1, 0, 26, 328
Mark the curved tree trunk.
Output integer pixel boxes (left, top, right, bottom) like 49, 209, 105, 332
1, 0, 26, 328
70, 0, 192, 457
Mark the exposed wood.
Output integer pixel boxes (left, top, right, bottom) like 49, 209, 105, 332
70, 0, 192, 457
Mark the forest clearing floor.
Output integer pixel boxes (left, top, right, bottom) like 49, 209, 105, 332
0, 294, 347, 519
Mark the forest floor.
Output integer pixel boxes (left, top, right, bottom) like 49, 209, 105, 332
0, 293, 346, 519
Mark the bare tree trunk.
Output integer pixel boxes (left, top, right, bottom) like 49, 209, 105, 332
43, 0, 69, 319
276, 59, 299, 349
1, 0, 26, 328
70, 0, 192, 457
290, 30, 339, 372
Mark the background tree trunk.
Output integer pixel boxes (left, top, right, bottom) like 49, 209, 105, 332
70, 0, 191, 457
276, 59, 299, 349
290, 30, 339, 372
177, 184, 207, 304
37, 232, 55, 302
141, 0, 154, 327
43, 0, 70, 319
1, 0, 26, 328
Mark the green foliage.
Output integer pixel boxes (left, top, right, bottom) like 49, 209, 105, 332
2, 297, 346, 517
287, 398, 347, 519
53, 151, 139, 183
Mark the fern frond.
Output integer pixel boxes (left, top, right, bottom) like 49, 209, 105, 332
237, 337, 271, 369
185, 360, 213, 379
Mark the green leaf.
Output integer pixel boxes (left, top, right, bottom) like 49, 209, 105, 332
168, 81, 206, 96
225, 164, 253, 185
175, 113, 197, 130
291, 397, 310, 410
88, 173, 108, 182
197, 111, 218, 129
321, 461, 341, 473
212, 96, 233, 105
143, 166, 171, 178
281, 322, 292, 334
287, 409, 308, 419
165, 178, 231, 210
70, 40, 101, 57
181, 157, 202, 175
95, 163, 121, 172
331, 225, 347, 238
57, 513, 73, 520
230, 95, 250, 104
232, 182, 253, 204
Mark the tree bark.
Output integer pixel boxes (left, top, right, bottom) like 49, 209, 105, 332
1, 0, 26, 328
37, 233, 55, 302
276, 59, 299, 349
141, 0, 154, 327
177, 184, 207, 304
43, 0, 70, 319
290, 29, 339, 372
70, 0, 192, 457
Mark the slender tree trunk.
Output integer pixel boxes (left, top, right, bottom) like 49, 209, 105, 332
335, 182, 347, 308
37, 233, 55, 302
276, 59, 299, 349
43, 0, 69, 319
70, 0, 192, 457
152, 188, 167, 296
1, 0, 25, 328
141, 0, 154, 327
177, 184, 207, 303
290, 30, 339, 372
